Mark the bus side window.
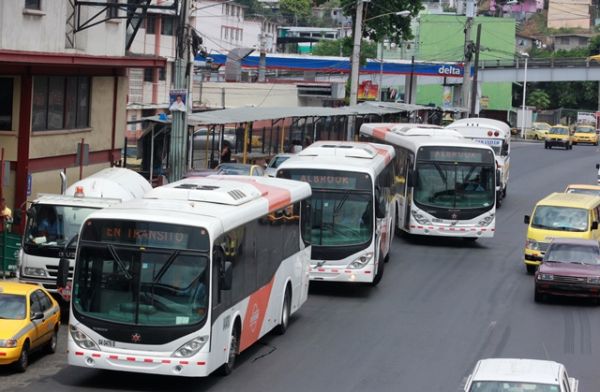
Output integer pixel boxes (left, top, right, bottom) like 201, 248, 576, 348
212, 246, 225, 306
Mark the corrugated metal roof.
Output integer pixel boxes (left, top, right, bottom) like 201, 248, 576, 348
141, 102, 427, 126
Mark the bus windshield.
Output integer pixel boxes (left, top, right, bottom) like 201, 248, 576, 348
303, 190, 373, 246
73, 220, 210, 327
24, 204, 98, 252
414, 163, 495, 209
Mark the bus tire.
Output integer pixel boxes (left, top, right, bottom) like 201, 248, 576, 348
219, 322, 240, 376
371, 254, 384, 287
273, 286, 291, 335
502, 185, 507, 198
496, 192, 502, 208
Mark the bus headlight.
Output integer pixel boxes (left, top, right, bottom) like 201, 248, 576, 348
525, 239, 540, 251
411, 210, 431, 225
23, 267, 48, 277
347, 253, 373, 269
173, 336, 208, 357
478, 214, 495, 227
537, 273, 554, 281
70, 325, 100, 351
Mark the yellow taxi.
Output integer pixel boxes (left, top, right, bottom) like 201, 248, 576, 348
0, 281, 60, 372
544, 125, 572, 150
523, 193, 600, 274
526, 122, 551, 140
572, 125, 599, 145
565, 184, 600, 197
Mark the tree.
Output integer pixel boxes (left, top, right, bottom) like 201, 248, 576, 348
312, 37, 377, 63
526, 90, 551, 111
589, 34, 600, 56
340, 0, 423, 44
280, 0, 312, 18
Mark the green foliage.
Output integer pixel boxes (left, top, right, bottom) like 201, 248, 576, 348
589, 35, 600, 56
279, 0, 312, 17
340, 0, 423, 44
312, 37, 377, 64
523, 82, 599, 110
526, 90, 551, 110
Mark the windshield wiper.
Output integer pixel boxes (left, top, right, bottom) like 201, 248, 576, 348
152, 250, 181, 284
107, 244, 133, 280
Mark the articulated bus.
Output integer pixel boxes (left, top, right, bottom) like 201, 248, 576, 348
360, 124, 497, 239
57, 176, 312, 377
277, 141, 396, 285
446, 117, 511, 207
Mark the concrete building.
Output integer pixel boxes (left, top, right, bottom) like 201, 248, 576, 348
0, 0, 164, 231
312, 6, 351, 27
548, 0, 592, 29
552, 33, 593, 51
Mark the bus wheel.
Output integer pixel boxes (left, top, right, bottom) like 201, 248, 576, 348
371, 255, 384, 287
496, 192, 502, 208
502, 185, 507, 198
273, 287, 291, 335
219, 325, 239, 376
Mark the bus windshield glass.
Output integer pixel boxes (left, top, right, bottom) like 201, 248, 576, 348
278, 169, 373, 246
24, 205, 99, 251
73, 220, 210, 327
415, 147, 495, 209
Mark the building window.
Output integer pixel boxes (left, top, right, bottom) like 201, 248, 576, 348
171, 62, 176, 84
32, 76, 90, 131
161, 16, 177, 36
159, 67, 166, 81
24, 0, 41, 10
146, 14, 156, 34
224, 27, 229, 40
107, 0, 118, 18
144, 68, 153, 82
0, 78, 13, 131
129, 114, 137, 132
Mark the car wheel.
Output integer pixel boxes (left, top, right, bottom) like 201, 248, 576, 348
14, 342, 29, 373
370, 254, 385, 287
46, 328, 58, 354
533, 135, 538, 140
218, 325, 239, 376
502, 185, 507, 198
526, 264, 537, 275
273, 287, 291, 335
534, 289, 544, 303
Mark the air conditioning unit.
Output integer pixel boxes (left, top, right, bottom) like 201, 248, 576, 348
297, 82, 345, 99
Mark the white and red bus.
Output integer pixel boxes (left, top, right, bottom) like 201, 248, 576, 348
360, 124, 497, 240
57, 176, 311, 377
277, 141, 396, 285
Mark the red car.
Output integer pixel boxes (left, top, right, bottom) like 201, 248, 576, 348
535, 238, 600, 303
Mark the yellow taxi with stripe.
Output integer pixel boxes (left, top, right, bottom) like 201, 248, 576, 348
572, 125, 599, 145
0, 281, 60, 372
544, 125, 572, 150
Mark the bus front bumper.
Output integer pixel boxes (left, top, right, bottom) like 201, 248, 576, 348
309, 265, 375, 283
408, 224, 494, 238
67, 343, 212, 377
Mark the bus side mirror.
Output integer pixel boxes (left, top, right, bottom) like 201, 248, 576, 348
596, 163, 599, 170
13, 210, 22, 226
407, 170, 415, 187
375, 186, 386, 219
57, 258, 70, 289
220, 261, 233, 291
524, 215, 530, 224
592, 222, 599, 230
26, 208, 36, 219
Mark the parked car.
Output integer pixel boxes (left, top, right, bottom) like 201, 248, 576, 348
535, 238, 600, 303
0, 281, 61, 372
572, 124, 598, 145
544, 125, 572, 150
265, 153, 293, 177
216, 163, 265, 176
464, 358, 578, 392
527, 122, 551, 140
565, 184, 600, 197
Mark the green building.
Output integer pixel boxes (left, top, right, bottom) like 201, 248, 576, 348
413, 14, 516, 110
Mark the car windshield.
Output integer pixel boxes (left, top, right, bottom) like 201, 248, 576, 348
414, 162, 495, 209
566, 188, 600, 197
576, 127, 594, 133
545, 243, 600, 264
469, 381, 559, 392
532, 206, 588, 232
24, 204, 98, 249
268, 156, 290, 169
303, 190, 373, 246
549, 127, 568, 135
217, 164, 251, 175
0, 293, 26, 320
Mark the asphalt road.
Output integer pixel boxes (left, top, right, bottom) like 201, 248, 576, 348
5, 141, 600, 392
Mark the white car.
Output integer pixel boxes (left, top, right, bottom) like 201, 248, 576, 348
464, 358, 578, 392
265, 153, 293, 177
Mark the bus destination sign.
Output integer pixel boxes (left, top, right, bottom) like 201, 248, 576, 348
418, 147, 493, 164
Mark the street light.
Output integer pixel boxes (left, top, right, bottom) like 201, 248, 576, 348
365, 10, 410, 22
520, 52, 529, 139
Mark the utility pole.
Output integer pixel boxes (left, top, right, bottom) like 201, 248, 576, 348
462, 0, 475, 115
347, 0, 366, 140
258, 32, 267, 82
170, 0, 191, 182
470, 23, 482, 116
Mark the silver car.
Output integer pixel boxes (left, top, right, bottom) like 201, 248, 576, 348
265, 153, 293, 177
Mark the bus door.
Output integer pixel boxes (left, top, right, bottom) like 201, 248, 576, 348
397, 153, 414, 231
